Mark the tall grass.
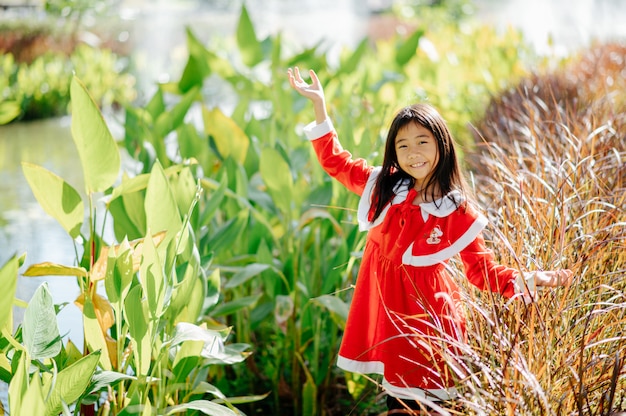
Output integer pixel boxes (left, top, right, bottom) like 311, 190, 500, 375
448, 41, 626, 414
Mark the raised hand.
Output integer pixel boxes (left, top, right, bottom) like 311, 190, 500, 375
287, 67, 328, 124
287, 67, 325, 103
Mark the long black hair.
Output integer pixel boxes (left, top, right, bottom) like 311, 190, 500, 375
370, 103, 468, 221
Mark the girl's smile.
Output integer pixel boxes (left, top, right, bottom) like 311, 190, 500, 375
395, 122, 439, 190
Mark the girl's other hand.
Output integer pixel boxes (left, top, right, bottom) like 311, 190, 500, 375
534, 269, 574, 288
287, 67, 325, 103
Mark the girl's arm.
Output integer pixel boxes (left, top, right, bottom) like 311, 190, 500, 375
459, 234, 573, 300
288, 67, 373, 195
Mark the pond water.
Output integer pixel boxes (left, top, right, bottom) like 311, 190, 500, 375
1, 0, 625, 408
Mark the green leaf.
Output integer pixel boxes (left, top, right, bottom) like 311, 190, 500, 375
139, 229, 167, 320
164, 400, 238, 416
70, 75, 121, 193
312, 294, 348, 330
302, 377, 317, 416
225, 263, 270, 289
260, 147, 294, 213
124, 285, 151, 376
210, 293, 262, 318
45, 351, 101, 416
203, 106, 249, 165
22, 262, 88, 278
88, 371, 136, 393
0, 255, 18, 331
154, 86, 199, 139
82, 294, 112, 371
236, 5, 263, 67
8, 351, 29, 413
396, 29, 424, 66
104, 239, 134, 305
145, 161, 183, 244
22, 282, 62, 359
206, 210, 248, 251
21, 163, 84, 239
338, 38, 369, 75
24, 370, 46, 415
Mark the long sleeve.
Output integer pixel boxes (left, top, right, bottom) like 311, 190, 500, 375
303, 119, 374, 196
459, 233, 519, 298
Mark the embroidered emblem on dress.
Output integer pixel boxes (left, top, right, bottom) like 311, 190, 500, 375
426, 225, 443, 245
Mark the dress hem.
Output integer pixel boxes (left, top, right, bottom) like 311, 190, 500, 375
337, 355, 458, 401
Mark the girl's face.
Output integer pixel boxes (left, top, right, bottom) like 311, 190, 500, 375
394, 122, 439, 190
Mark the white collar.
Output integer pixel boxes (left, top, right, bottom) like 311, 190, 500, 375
357, 169, 464, 230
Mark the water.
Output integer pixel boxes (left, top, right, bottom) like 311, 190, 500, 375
0, 117, 84, 337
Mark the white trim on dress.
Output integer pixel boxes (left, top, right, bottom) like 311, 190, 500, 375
337, 356, 458, 401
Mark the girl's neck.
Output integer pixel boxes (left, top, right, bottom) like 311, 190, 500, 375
412, 184, 442, 204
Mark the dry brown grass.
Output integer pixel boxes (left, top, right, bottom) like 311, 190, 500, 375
454, 41, 626, 415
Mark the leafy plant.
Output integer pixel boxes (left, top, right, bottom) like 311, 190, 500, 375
0, 75, 254, 415
0, 44, 135, 124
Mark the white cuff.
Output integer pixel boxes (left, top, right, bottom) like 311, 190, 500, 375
303, 118, 334, 141
514, 271, 545, 304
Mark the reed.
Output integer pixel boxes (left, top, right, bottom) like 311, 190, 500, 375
452, 41, 626, 415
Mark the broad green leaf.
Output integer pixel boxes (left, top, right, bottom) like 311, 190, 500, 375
21, 163, 83, 238
164, 400, 238, 416
206, 210, 248, 251
44, 351, 101, 416
200, 175, 228, 227
168, 258, 205, 323
145, 161, 183, 244
338, 38, 369, 75
154, 86, 199, 139
396, 28, 424, 66
8, 351, 28, 413
236, 5, 263, 67
210, 293, 262, 318
0, 255, 18, 331
81, 294, 112, 371
124, 285, 151, 376
22, 283, 62, 359
23, 370, 46, 415
260, 147, 293, 213
70, 76, 121, 193
225, 263, 270, 289
172, 342, 203, 384
312, 294, 348, 329
88, 371, 136, 393
139, 229, 167, 319
104, 239, 134, 304
23, 262, 88, 278
203, 106, 249, 165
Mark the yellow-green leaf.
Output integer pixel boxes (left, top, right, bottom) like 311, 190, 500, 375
70, 75, 121, 193
21, 162, 83, 239
0, 255, 18, 332
22, 262, 88, 278
260, 147, 293, 213
203, 106, 249, 165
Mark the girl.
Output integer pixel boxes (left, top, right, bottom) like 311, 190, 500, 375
287, 67, 573, 414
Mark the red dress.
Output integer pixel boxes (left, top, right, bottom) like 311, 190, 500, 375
304, 120, 524, 401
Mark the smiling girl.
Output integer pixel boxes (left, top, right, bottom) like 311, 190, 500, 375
287, 67, 573, 414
